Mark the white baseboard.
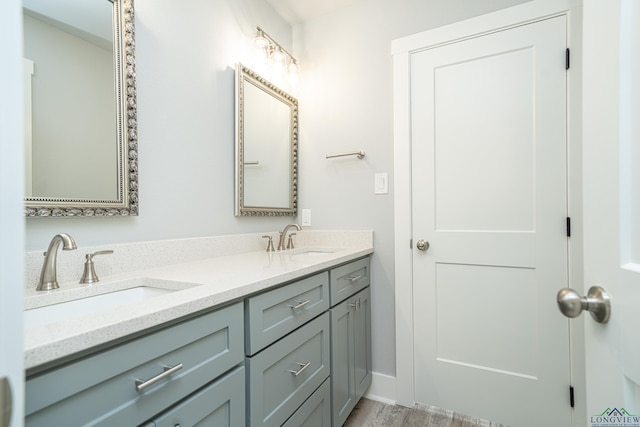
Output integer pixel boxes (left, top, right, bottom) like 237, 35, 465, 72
364, 372, 397, 405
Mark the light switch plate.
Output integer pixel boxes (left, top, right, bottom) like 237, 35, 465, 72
375, 173, 388, 194
301, 209, 312, 226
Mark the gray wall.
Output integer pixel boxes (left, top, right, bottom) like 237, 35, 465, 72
25, 0, 530, 378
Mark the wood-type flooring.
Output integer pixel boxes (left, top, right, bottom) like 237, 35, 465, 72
344, 399, 509, 427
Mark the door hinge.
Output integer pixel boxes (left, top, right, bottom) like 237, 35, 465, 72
570, 386, 575, 408
566, 48, 570, 70
566, 217, 571, 237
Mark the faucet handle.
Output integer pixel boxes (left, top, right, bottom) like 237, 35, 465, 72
287, 233, 297, 250
87, 250, 114, 260
80, 250, 114, 284
262, 235, 275, 252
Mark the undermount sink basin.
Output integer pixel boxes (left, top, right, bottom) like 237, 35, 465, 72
24, 286, 176, 329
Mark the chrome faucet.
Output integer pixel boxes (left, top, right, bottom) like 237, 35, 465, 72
277, 223, 301, 251
37, 233, 77, 291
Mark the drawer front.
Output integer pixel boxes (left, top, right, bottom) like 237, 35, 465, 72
246, 272, 329, 355
144, 365, 245, 427
329, 257, 370, 306
247, 313, 330, 427
26, 303, 244, 427
282, 379, 331, 427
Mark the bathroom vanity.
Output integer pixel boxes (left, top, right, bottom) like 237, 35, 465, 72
23, 232, 372, 426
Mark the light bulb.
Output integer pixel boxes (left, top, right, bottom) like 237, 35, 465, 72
272, 47, 285, 65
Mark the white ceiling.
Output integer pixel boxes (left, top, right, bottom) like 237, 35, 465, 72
264, 0, 363, 23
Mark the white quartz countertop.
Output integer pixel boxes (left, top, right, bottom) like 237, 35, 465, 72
24, 243, 373, 371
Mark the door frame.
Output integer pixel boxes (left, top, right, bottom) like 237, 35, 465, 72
0, 0, 25, 425
392, 1, 585, 425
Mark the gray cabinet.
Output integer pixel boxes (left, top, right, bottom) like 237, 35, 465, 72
330, 260, 372, 427
282, 378, 331, 427
25, 303, 244, 427
141, 365, 245, 427
245, 272, 333, 427
246, 313, 330, 427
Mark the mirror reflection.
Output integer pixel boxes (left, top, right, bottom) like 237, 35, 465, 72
235, 64, 298, 216
23, 0, 138, 217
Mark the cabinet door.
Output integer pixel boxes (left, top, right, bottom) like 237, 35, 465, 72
353, 287, 372, 399
330, 287, 372, 427
330, 296, 356, 427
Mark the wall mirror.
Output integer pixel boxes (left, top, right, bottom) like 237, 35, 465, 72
235, 64, 298, 216
23, 0, 138, 217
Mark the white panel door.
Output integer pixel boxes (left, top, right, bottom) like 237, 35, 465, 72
411, 16, 570, 426
582, 0, 640, 425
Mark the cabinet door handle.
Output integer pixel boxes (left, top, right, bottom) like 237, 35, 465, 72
349, 299, 361, 311
287, 362, 311, 376
135, 363, 183, 392
289, 299, 311, 310
346, 274, 362, 282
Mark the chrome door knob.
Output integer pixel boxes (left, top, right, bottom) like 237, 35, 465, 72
557, 285, 611, 324
416, 239, 430, 251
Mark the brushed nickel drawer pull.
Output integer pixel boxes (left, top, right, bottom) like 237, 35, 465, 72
287, 362, 311, 376
135, 363, 183, 392
289, 299, 311, 310
346, 274, 362, 282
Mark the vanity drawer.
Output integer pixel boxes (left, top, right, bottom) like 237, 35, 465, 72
329, 257, 370, 306
25, 303, 244, 427
247, 312, 330, 427
141, 365, 245, 427
245, 272, 329, 355
282, 378, 331, 427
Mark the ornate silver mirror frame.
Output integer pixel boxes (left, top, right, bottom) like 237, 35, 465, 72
24, 0, 138, 217
235, 64, 298, 216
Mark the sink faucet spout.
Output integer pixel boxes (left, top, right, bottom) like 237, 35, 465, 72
277, 223, 301, 251
37, 233, 77, 291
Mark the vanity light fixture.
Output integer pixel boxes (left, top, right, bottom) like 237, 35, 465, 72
253, 26, 299, 92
